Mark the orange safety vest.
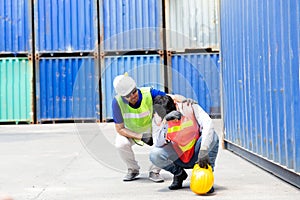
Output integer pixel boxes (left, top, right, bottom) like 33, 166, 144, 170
166, 104, 200, 163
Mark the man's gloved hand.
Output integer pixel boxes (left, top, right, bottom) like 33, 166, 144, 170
141, 132, 153, 146
196, 150, 210, 169
182, 98, 198, 105
165, 110, 182, 121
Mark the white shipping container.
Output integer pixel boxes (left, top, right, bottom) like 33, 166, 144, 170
165, 0, 220, 51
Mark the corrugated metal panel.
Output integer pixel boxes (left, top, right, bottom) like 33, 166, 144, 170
221, 0, 300, 174
0, 0, 32, 54
169, 53, 220, 116
101, 55, 165, 120
100, 0, 163, 52
165, 0, 220, 51
36, 57, 100, 122
34, 0, 98, 53
0, 58, 33, 123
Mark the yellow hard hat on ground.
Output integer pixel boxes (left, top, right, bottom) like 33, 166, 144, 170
190, 164, 214, 195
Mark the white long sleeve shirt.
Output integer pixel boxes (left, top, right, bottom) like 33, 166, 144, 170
152, 102, 216, 151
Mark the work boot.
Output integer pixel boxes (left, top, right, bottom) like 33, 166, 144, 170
123, 169, 139, 181
168, 170, 188, 190
149, 172, 164, 183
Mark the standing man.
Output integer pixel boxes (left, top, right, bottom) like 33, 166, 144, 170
112, 73, 166, 182
150, 95, 219, 192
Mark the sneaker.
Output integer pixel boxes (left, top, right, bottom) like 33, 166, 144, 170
168, 170, 188, 190
149, 172, 164, 183
123, 169, 139, 181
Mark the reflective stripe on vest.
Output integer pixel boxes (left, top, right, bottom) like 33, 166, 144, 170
116, 87, 153, 134
167, 120, 193, 134
166, 103, 200, 163
179, 138, 197, 152
123, 111, 151, 119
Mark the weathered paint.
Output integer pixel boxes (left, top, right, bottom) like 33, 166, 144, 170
100, 0, 163, 52
0, 0, 32, 53
169, 53, 220, 116
36, 57, 100, 122
101, 54, 164, 120
0, 58, 33, 123
165, 0, 220, 51
34, 0, 98, 53
221, 0, 300, 174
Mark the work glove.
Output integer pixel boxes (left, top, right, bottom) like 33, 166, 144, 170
182, 98, 198, 105
196, 149, 210, 169
141, 132, 153, 146
165, 110, 182, 121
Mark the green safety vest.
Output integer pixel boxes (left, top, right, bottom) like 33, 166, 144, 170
116, 87, 153, 144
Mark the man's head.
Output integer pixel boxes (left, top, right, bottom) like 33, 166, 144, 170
153, 95, 176, 118
113, 73, 136, 96
113, 73, 139, 104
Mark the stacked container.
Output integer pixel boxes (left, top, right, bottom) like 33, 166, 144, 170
220, 0, 300, 187
165, 0, 221, 117
165, 0, 220, 51
99, 0, 165, 121
168, 53, 220, 117
0, 0, 34, 124
34, 0, 100, 123
35, 57, 99, 122
99, 0, 163, 52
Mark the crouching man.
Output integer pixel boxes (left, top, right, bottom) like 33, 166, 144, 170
150, 95, 219, 192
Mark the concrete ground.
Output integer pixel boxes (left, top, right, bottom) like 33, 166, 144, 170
0, 120, 299, 200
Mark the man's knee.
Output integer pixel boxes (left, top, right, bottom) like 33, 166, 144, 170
115, 134, 132, 150
150, 148, 164, 165
115, 141, 131, 152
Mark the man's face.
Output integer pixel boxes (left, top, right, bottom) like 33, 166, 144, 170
124, 88, 139, 105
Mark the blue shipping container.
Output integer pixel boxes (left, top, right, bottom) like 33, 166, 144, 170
34, 0, 98, 53
221, 0, 300, 186
0, 0, 32, 54
36, 57, 100, 122
100, 0, 163, 52
169, 53, 220, 116
101, 55, 165, 120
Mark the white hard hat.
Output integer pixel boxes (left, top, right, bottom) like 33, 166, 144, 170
113, 73, 136, 96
